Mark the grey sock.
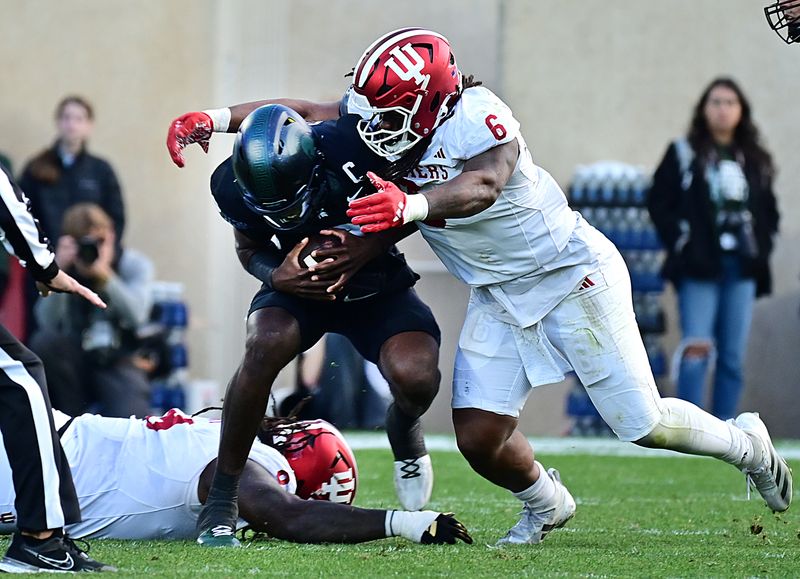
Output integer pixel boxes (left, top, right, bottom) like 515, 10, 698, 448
385, 403, 426, 460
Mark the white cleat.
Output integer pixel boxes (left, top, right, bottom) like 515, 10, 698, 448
734, 412, 793, 512
496, 468, 576, 546
394, 454, 433, 511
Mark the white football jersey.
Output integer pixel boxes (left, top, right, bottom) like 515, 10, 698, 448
0, 411, 296, 540
346, 86, 615, 326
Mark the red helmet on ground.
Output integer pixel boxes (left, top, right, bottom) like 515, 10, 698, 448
263, 419, 358, 504
351, 27, 462, 157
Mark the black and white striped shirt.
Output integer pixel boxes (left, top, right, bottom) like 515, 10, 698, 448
0, 164, 58, 282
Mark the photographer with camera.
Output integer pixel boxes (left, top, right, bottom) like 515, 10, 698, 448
648, 77, 780, 420
30, 203, 154, 418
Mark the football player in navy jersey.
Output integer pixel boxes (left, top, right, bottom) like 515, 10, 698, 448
174, 104, 442, 546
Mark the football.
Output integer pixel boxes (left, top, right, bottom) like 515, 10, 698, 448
298, 232, 342, 268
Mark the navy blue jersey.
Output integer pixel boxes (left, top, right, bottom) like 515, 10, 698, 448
210, 114, 418, 298
211, 114, 389, 245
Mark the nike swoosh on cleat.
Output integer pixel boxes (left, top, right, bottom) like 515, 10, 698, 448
26, 550, 74, 571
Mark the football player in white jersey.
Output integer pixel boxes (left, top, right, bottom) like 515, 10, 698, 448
0, 409, 471, 546
343, 28, 792, 544
165, 27, 792, 545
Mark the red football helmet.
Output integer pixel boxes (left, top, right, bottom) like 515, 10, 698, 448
263, 419, 358, 504
351, 27, 462, 157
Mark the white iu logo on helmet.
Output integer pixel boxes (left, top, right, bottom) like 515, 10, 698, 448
386, 43, 430, 89
316, 468, 356, 504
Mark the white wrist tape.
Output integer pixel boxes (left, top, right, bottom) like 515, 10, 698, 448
402, 193, 429, 223
384, 510, 438, 542
202, 107, 232, 133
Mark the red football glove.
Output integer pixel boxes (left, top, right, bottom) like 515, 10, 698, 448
347, 172, 428, 233
166, 111, 213, 168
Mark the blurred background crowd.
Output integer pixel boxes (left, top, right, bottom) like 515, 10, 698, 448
0, 0, 797, 435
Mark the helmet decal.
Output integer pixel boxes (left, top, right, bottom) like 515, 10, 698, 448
258, 419, 359, 504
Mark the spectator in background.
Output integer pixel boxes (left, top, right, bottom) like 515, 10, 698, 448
18, 96, 125, 242
282, 333, 391, 430
18, 96, 126, 339
30, 203, 154, 418
648, 77, 780, 420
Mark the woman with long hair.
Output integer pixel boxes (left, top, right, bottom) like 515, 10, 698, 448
648, 77, 780, 419
18, 96, 125, 244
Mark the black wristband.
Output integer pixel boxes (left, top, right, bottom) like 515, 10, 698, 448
31, 260, 60, 284
246, 252, 277, 289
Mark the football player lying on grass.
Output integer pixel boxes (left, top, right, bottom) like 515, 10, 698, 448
0, 408, 472, 547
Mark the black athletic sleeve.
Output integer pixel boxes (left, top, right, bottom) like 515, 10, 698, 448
0, 165, 58, 282
245, 249, 283, 288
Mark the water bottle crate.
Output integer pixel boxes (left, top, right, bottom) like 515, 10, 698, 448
568, 162, 652, 208
579, 206, 662, 251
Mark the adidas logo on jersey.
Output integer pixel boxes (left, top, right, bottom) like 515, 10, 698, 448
578, 276, 595, 290
433, 148, 446, 160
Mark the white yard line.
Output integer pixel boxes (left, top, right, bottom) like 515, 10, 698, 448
346, 433, 800, 459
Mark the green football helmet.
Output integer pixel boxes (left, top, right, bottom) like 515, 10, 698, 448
233, 104, 325, 230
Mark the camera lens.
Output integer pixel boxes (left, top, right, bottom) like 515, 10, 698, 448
78, 236, 100, 264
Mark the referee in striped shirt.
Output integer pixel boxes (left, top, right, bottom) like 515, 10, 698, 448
0, 165, 114, 572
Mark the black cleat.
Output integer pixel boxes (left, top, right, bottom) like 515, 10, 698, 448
0, 532, 117, 573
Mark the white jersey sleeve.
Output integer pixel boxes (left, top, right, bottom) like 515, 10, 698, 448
450, 87, 520, 160
344, 85, 608, 326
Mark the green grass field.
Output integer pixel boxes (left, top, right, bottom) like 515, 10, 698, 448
5, 445, 797, 577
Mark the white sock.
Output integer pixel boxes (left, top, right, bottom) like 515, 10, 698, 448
649, 398, 755, 469
384, 510, 439, 542
512, 461, 557, 511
